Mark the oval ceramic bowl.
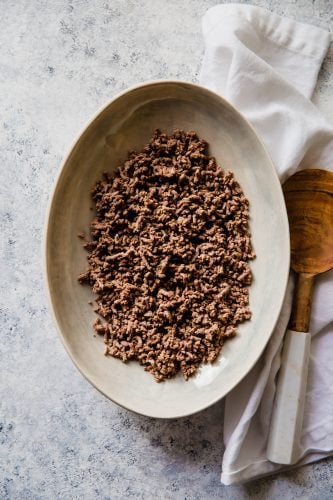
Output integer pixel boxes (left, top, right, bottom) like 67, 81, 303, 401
44, 80, 289, 419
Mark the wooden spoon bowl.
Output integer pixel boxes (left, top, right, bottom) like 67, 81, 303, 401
284, 169, 333, 331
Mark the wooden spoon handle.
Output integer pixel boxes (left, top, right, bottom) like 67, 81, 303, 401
267, 329, 311, 464
289, 273, 315, 332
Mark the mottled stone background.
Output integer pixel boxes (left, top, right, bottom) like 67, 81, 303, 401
1, 1, 333, 498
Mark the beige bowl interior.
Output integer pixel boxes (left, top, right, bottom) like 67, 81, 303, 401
45, 81, 289, 418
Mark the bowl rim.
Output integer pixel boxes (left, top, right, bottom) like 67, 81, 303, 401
43, 79, 290, 419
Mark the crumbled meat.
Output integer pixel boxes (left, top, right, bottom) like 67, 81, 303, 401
78, 129, 255, 382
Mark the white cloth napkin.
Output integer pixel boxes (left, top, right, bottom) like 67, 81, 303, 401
200, 4, 333, 485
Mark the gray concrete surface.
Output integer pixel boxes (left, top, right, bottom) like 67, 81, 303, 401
1, 1, 333, 498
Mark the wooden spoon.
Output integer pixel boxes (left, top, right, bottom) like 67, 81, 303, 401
267, 168, 333, 465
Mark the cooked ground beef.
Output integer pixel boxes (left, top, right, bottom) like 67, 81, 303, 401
78, 129, 255, 381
